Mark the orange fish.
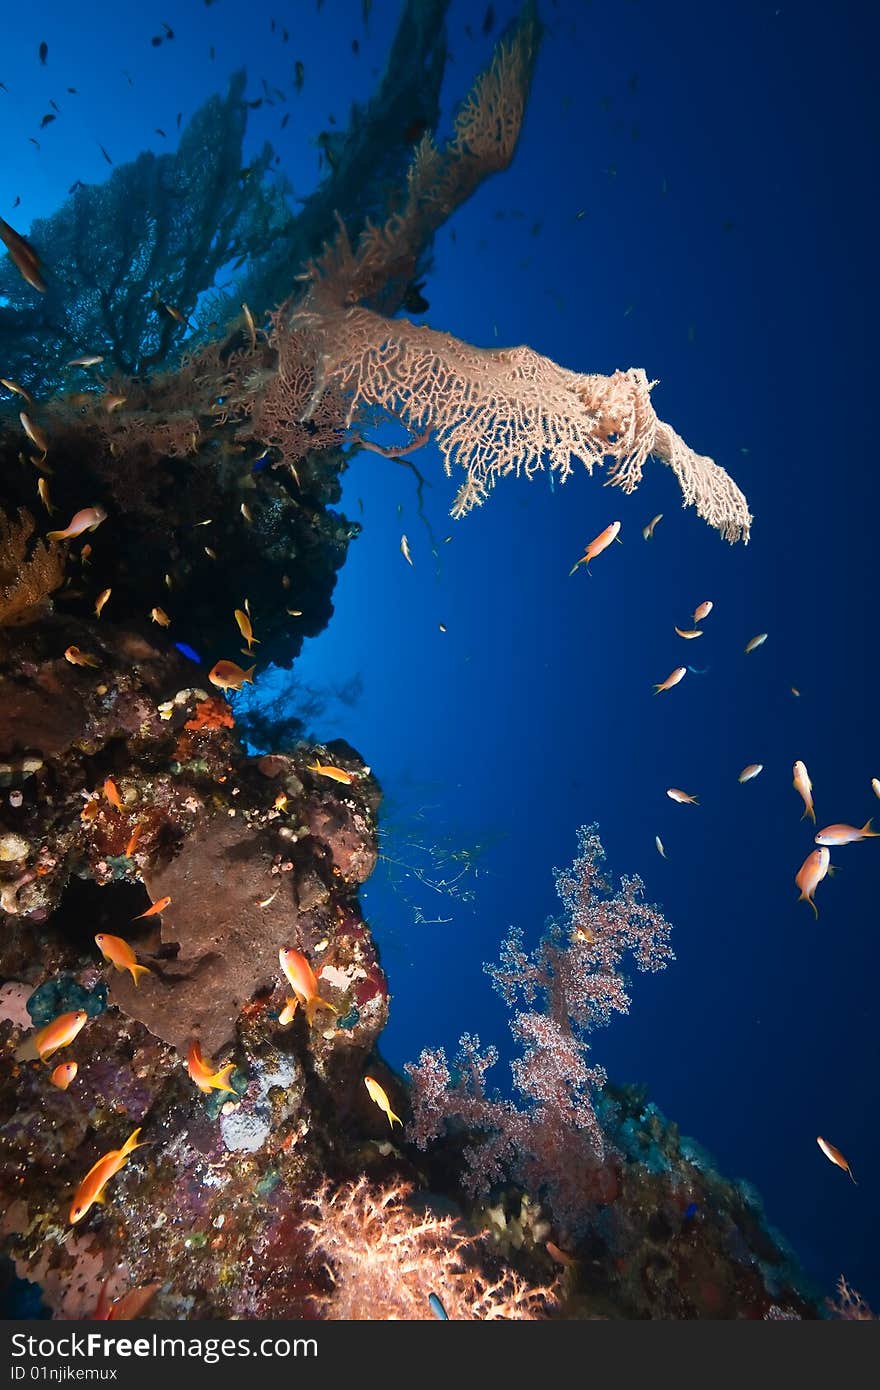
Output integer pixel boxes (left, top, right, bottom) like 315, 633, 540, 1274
306, 761, 355, 785
795, 846, 830, 919
69, 1127, 144, 1225
234, 608, 259, 652
817, 1136, 857, 1184
738, 763, 763, 783
0, 216, 47, 292
20, 411, 49, 455
81, 798, 100, 823
50, 1061, 78, 1090
103, 777, 123, 810
815, 820, 878, 847
653, 666, 687, 695
133, 895, 171, 920
569, 520, 621, 575
0, 377, 34, 405
667, 788, 699, 805
208, 660, 255, 692
16, 1009, 88, 1063
150, 607, 171, 627
364, 1075, 402, 1128
674, 626, 702, 640
64, 645, 100, 668
94, 587, 112, 618
95, 933, 152, 986
187, 1040, 237, 1095
125, 823, 143, 857
241, 302, 257, 350
792, 760, 815, 823
278, 947, 337, 1028
692, 600, 713, 623
47, 505, 107, 541
545, 1240, 577, 1267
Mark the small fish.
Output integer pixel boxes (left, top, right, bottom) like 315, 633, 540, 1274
19, 1009, 89, 1063
205, 547, 217, 559
40, 113, 56, 128
816, 1136, 857, 1184
795, 846, 830, 919
286, 607, 302, 616
400, 533, 413, 566
654, 666, 687, 694
438, 623, 447, 633
294, 60, 305, 91
674, 626, 702, 640
306, 761, 355, 785
655, 835, 666, 858
66, 354, 104, 368
95, 933, 152, 987
0, 377, 33, 404
872, 778, 880, 801
102, 394, 126, 412
47, 505, 107, 541
187, 1040, 237, 1095
37, 477, 54, 513
273, 792, 288, 811
99, 144, 113, 165
692, 600, 713, 623
0, 216, 47, 292
133, 895, 172, 920
50, 1061, 78, 1090
428, 1292, 448, 1320
569, 520, 621, 575
545, 1240, 577, 1267
125, 823, 143, 857
208, 659, 255, 692
64, 645, 100, 668
241, 302, 257, 350
815, 820, 878, 847
164, 573, 173, 589
150, 607, 171, 627
103, 776, 123, 810
94, 587, 112, 618
744, 632, 768, 654
39, 42, 48, 64
279, 947, 337, 1027
738, 763, 763, 783
240, 502, 254, 523
20, 411, 49, 454
258, 889, 280, 908
364, 1075, 402, 1128
69, 1127, 144, 1225
791, 686, 801, 697
642, 513, 663, 541
667, 788, 699, 805
174, 641, 202, 664
792, 760, 815, 823
234, 608, 259, 652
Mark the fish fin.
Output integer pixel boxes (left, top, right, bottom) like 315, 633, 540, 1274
801, 806, 816, 823
848, 1165, 857, 1185
567, 560, 582, 577
389, 1110, 403, 1129
244, 665, 256, 683
129, 963, 152, 987
14, 1038, 39, 1063
210, 1064, 238, 1095
119, 1127, 144, 1159
305, 997, 337, 1028
861, 818, 877, 836
46, 530, 66, 542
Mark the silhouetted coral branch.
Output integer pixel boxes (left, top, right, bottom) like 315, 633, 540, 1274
0, 508, 64, 626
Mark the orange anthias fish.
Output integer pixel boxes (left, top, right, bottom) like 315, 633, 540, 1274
69, 1127, 145, 1225
94, 587, 112, 618
47, 505, 107, 541
187, 1040, 237, 1095
15, 1009, 88, 1063
667, 788, 699, 805
20, 411, 49, 455
208, 659, 255, 692
817, 1136, 857, 1184
103, 776, 123, 810
792, 760, 815, 823
150, 607, 171, 627
133, 895, 171, 920
278, 947, 337, 1027
234, 608, 259, 652
795, 846, 830, 919
306, 761, 355, 785
64, 645, 100, 668
738, 763, 764, 783
0, 216, 47, 292
653, 666, 687, 695
95, 933, 152, 986
674, 626, 702, 640
815, 820, 878, 846
125, 823, 143, 857
692, 600, 713, 623
364, 1075, 402, 1129
744, 632, 768, 654
50, 1061, 78, 1090
569, 520, 621, 575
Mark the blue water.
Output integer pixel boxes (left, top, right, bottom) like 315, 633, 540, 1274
5, 0, 877, 1307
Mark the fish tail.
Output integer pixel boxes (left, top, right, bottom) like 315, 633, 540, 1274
801, 805, 816, 823
388, 1109, 403, 1129
46, 529, 68, 542
14, 1037, 39, 1063
244, 665, 256, 683
848, 1165, 858, 1185
305, 996, 337, 1028
210, 1064, 238, 1095
128, 963, 152, 987
798, 892, 819, 920
567, 560, 582, 577
119, 1127, 144, 1158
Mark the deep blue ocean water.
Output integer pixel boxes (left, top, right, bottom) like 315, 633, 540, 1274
4, 0, 877, 1308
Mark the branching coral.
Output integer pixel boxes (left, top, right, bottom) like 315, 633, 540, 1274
406, 826, 674, 1234
0, 509, 64, 626
302, 1177, 555, 1320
